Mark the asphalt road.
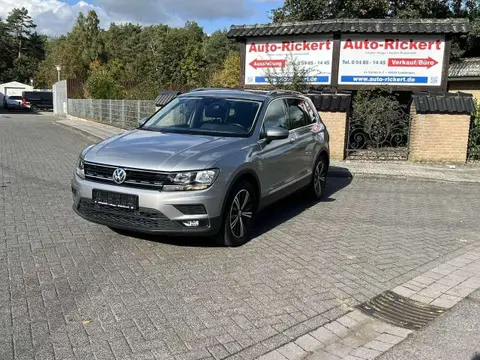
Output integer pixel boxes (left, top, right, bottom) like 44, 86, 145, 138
1, 112, 480, 360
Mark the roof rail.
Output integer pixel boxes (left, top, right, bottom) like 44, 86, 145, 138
190, 87, 241, 92
266, 89, 303, 96
245, 89, 269, 93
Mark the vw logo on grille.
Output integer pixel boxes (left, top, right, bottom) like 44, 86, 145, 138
112, 168, 127, 184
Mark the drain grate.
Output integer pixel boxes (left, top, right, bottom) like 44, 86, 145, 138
357, 290, 446, 330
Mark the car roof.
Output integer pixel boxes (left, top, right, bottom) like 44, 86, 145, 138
178, 88, 304, 102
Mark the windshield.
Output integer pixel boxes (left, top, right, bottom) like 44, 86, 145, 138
142, 96, 263, 137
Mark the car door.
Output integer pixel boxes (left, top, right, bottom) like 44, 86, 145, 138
255, 98, 299, 197
285, 97, 319, 182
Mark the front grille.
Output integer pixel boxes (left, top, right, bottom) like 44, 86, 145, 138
84, 163, 169, 189
174, 204, 207, 215
77, 199, 180, 231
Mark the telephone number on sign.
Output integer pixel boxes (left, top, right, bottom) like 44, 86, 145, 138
296, 60, 331, 66
342, 60, 386, 65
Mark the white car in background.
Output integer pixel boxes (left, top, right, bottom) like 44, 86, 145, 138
6, 96, 25, 110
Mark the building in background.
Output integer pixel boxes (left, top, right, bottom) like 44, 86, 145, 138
0, 81, 34, 109
448, 57, 480, 100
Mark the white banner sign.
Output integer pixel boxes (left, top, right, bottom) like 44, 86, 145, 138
245, 36, 334, 85
338, 34, 445, 86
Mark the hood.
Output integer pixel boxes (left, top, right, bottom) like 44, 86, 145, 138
84, 129, 248, 171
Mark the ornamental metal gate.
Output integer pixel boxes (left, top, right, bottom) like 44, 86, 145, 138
467, 115, 480, 162
345, 94, 412, 160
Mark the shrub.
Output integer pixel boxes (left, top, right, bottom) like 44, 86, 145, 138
85, 71, 124, 99
351, 88, 409, 149
468, 99, 480, 160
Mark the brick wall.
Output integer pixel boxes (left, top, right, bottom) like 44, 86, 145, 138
449, 81, 480, 101
319, 111, 347, 160
409, 104, 470, 163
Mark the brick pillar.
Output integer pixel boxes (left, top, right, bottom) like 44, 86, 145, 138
319, 111, 348, 160
409, 104, 470, 163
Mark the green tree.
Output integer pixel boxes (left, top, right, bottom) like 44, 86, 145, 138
2, 56, 39, 83
210, 51, 241, 88
6, 7, 36, 58
35, 35, 86, 87
203, 30, 237, 71
70, 11, 104, 65
34, 16, 235, 97
85, 71, 123, 99
0, 18, 12, 76
0, 8, 44, 83
271, 0, 389, 22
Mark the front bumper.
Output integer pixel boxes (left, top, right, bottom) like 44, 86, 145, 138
71, 174, 223, 236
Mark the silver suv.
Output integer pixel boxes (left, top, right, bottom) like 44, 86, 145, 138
72, 89, 330, 246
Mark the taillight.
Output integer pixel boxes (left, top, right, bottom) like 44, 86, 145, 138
22, 99, 30, 105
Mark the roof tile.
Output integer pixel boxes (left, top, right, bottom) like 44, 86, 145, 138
227, 18, 469, 39
413, 91, 475, 114
448, 57, 480, 78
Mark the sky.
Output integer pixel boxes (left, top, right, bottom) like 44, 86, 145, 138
0, 0, 283, 36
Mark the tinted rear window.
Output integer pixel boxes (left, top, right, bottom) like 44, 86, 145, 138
23, 92, 53, 100
9, 96, 22, 100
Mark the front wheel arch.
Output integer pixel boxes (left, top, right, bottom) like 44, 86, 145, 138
219, 170, 261, 219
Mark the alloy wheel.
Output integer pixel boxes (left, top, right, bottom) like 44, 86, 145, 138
229, 189, 253, 238
314, 161, 327, 197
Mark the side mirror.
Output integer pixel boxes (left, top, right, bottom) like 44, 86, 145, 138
265, 127, 289, 143
137, 116, 149, 128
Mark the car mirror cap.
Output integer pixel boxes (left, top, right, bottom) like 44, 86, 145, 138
265, 127, 289, 143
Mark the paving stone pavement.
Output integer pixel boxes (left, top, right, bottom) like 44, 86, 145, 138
1, 113, 480, 360
259, 246, 480, 360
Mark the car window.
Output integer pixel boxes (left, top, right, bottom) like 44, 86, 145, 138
8, 96, 22, 100
160, 101, 196, 126
285, 98, 315, 130
143, 97, 262, 137
261, 100, 288, 136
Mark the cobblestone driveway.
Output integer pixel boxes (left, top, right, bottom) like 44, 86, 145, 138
1, 114, 480, 360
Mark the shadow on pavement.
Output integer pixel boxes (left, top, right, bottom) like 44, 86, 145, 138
329, 165, 354, 179
112, 169, 353, 248
252, 171, 352, 238
0, 108, 41, 116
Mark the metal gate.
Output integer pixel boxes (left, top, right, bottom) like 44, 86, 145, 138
467, 115, 480, 162
346, 97, 412, 161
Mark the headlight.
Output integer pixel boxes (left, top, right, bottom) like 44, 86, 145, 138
163, 169, 219, 191
76, 157, 85, 179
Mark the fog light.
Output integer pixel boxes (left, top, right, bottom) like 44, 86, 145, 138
183, 220, 200, 227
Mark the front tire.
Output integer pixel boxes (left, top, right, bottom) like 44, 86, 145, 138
214, 181, 257, 247
30, 105, 38, 112
310, 155, 328, 199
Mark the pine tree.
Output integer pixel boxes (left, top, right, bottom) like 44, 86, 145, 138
6, 7, 36, 58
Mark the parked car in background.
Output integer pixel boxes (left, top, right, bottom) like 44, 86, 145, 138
22, 91, 53, 112
6, 95, 26, 110
72, 88, 330, 246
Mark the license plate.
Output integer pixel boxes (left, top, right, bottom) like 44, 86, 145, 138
92, 190, 138, 210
